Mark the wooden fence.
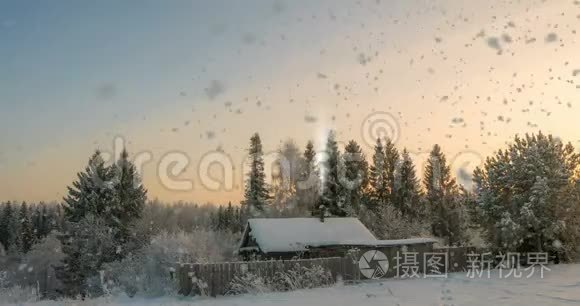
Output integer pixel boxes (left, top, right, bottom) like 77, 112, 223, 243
175, 246, 478, 297
175, 257, 359, 297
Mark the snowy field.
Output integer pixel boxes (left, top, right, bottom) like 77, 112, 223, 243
6, 264, 580, 306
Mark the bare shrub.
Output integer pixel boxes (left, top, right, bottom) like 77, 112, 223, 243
226, 264, 334, 295
270, 264, 334, 291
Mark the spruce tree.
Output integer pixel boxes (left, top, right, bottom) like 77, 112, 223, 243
56, 216, 118, 298
64, 151, 117, 222
298, 140, 320, 215
369, 138, 388, 208
216, 206, 225, 231
110, 149, 147, 249
242, 133, 269, 217
19, 202, 35, 253
384, 137, 400, 202
474, 132, 580, 255
393, 149, 422, 218
59, 149, 148, 295
32, 204, 42, 239
233, 206, 243, 233
40, 203, 51, 237
320, 131, 346, 217
31, 203, 51, 240
423, 144, 455, 203
423, 144, 466, 246
224, 202, 234, 232
342, 140, 369, 215
0, 201, 15, 252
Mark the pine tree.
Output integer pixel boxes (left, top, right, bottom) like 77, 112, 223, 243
423, 144, 455, 203
64, 151, 117, 222
224, 202, 234, 232
393, 149, 422, 218
0, 201, 15, 252
384, 137, 400, 202
298, 140, 320, 215
320, 131, 346, 217
56, 216, 118, 297
423, 144, 466, 246
31, 203, 51, 240
19, 202, 35, 253
39, 203, 52, 237
369, 138, 388, 209
216, 206, 225, 231
59, 149, 148, 295
342, 140, 369, 215
242, 133, 270, 217
474, 132, 580, 256
32, 204, 42, 239
110, 149, 147, 250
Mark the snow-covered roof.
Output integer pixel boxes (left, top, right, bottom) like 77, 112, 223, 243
239, 218, 436, 253
311, 238, 438, 248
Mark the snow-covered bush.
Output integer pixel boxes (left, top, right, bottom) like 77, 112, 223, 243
0, 233, 64, 299
359, 205, 431, 240
103, 229, 240, 297
226, 264, 334, 295
0, 285, 39, 304
227, 272, 270, 295
270, 264, 334, 292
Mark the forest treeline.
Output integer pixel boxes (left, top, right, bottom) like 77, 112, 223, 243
0, 131, 579, 298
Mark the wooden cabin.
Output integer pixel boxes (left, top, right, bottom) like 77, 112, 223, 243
237, 217, 437, 260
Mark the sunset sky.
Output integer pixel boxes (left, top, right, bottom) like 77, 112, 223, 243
1, 0, 579, 204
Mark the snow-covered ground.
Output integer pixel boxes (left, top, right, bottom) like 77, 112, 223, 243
7, 264, 580, 306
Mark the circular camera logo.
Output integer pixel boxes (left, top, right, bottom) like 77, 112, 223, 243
359, 250, 389, 279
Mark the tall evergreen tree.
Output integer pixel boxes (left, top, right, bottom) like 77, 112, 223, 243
320, 131, 346, 217
216, 206, 225, 231
474, 132, 580, 257
393, 149, 422, 218
423, 144, 456, 203
233, 206, 243, 233
369, 138, 388, 208
64, 150, 146, 235
342, 140, 369, 215
384, 137, 400, 202
56, 216, 118, 298
19, 202, 35, 253
39, 203, 52, 237
59, 149, 148, 295
0, 201, 15, 252
298, 141, 320, 215
242, 133, 270, 217
224, 202, 235, 231
110, 149, 147, 248
32, 204, 42, 239
64, 151, 117, 222
423, 144, 466, 246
